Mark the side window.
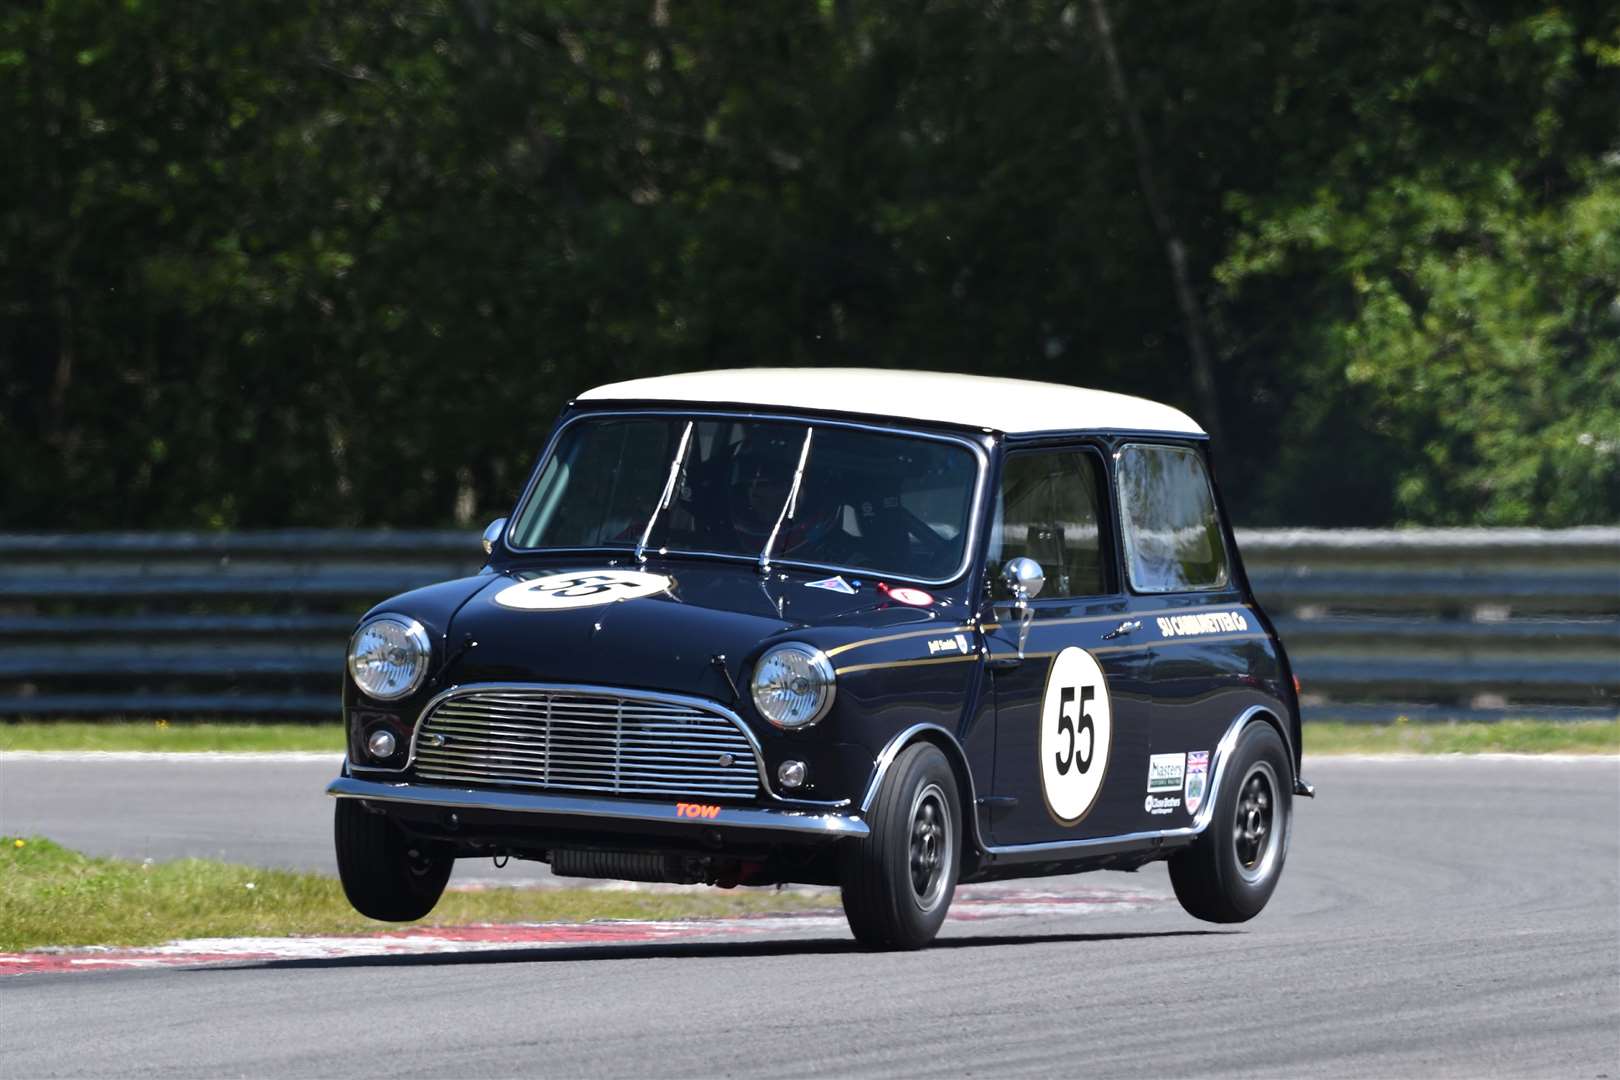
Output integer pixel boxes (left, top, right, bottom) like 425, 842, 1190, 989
990, 449, 1110, 599
1116, 443, 1230, 592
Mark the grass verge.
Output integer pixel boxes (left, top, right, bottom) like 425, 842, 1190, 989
1304, 717, 1619, 755
0, 837, 835, 952
0, 721, 343, 753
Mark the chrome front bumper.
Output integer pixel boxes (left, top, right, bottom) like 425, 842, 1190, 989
326, 776, 870, 839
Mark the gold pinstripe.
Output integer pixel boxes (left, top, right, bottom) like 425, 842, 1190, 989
825, 610, 1265, 669
833, 654, 980, 676
979, 604, 1252, 635
984, 630, 1270, 663
824, 623, 979, 659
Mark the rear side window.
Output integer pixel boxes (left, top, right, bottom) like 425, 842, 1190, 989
1116, 444, 1229, 592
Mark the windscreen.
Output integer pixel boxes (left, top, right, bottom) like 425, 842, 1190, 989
508, 416, 980, 581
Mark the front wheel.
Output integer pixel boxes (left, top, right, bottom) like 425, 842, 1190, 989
334, 799, 455, 922
1168, 721, 1292, 923
839, 742, 961, 950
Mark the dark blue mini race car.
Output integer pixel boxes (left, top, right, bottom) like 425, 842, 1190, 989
330, 369, 1312, 948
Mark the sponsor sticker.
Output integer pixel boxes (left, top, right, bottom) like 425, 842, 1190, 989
493, 570, 672, 611
1147, 752, 1185, 793
804, 575, 857, 595
926, 634, 972, 656
1154, 610, 1250, 639
1039, 647, 1113, 825
1184, 750, 1210, 815
1144, 794, 1180, 816
883, 585, 935, 607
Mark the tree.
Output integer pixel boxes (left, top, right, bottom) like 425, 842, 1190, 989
1210, 1, 1620, 525
2, 0, 1615, 529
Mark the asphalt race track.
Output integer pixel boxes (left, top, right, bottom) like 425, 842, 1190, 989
1, 752, 541, 884
1, 754, 1616, 1078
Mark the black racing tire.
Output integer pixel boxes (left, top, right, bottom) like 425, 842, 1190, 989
1168, 721, 1292, 924
333, 799, 455, 922
839, 742, 961, 950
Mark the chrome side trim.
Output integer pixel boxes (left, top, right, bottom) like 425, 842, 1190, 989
502, 408, 992, 587
979, 705, 1268, 860
326, 776, 868, 839
861, 709, 1276, 861
858, 709, 1273, 863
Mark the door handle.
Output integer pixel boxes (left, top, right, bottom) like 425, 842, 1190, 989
1102, 619, 1141, 641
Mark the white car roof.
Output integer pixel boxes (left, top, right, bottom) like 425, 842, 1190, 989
577, 368, 1204, 436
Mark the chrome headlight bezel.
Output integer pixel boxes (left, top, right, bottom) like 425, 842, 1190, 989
347, 615, 432, 702
750, 642, 837, 730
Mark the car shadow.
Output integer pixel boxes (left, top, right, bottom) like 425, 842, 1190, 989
196, 928, 1231, 974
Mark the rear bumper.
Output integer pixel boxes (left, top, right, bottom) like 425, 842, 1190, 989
326, 776, 870, 840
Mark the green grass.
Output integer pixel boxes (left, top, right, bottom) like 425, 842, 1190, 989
0, 721, 343, 753
1304, 717, 1620, 755
0, 837, 835, 952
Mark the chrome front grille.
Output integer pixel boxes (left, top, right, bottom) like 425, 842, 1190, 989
411, 687, 761, 800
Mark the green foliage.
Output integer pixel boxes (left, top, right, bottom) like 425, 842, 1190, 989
2, 1, 1615, 528
1213, 2, 1620, 525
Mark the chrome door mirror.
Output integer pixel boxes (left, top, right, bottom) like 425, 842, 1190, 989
481, 517, 508, 555
1001, 557, 1045, 607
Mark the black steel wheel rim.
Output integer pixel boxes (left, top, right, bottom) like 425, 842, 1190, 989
1232, 761, 1281, 883
406, 846, 438, 878
908, 782, 952, 911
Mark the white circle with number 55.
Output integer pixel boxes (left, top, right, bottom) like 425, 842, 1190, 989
1039, 646, 1113, 825
493, 570, 673, 610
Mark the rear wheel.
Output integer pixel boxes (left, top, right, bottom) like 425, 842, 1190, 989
1169, 721, 1291, 923
839, 743, 960, 950
334, 799, 454, 922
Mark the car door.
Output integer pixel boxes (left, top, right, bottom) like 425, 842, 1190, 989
1114, 441, 1260, 825
982, 444, 1154, 846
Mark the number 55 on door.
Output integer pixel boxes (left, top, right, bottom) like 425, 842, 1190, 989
1039, 646, 1113, 824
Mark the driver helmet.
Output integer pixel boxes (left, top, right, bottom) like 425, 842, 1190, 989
727, 430, 838, 551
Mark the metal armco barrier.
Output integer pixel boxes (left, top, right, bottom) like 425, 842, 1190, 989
1240, 528, 1619, 721
0, 528, 1615, 721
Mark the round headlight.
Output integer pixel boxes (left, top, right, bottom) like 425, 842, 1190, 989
751, 643, 836, 730
347, 616, 431, 701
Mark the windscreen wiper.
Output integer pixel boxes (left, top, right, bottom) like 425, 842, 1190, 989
635, 420, 694, 563
758, 426, 814, 574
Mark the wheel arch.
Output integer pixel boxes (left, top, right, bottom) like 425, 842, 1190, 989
1245, 706, 1294, 774
861, 723, 987, 874
1191, 705, 1295, 838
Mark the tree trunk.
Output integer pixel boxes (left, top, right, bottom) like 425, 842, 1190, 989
1083, 0, 1224, 443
